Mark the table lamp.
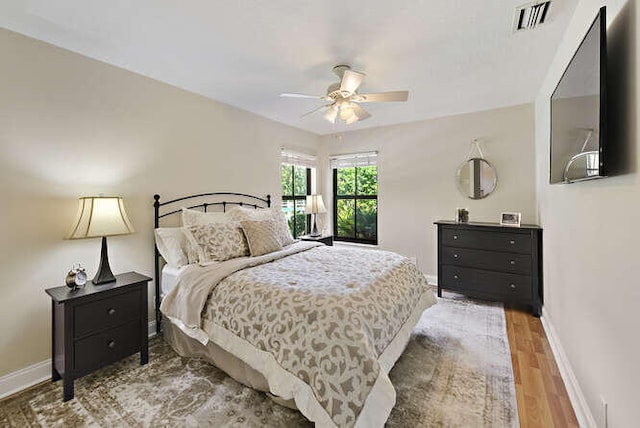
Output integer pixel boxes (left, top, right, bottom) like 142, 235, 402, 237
304, 194, 326, 237
67, 196, 135, 284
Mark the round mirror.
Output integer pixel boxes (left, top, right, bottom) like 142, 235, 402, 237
456, 158, 497, 199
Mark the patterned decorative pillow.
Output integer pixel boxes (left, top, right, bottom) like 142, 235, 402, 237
182, 222, 249, 263
226, 206, 296, 247
181, 207, 227, 226
272, 210, 296, 247
240, 219, 283, 257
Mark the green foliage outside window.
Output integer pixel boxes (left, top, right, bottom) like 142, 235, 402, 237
281, 164, 309, 238
334, 165, 377, 243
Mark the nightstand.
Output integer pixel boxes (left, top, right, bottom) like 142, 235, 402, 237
299, 234, 333, 246
45, 271, 151, 402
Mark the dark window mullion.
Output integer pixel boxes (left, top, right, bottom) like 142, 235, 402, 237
354, 167, 358, 239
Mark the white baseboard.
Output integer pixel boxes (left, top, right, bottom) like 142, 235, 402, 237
0, 320, 159, 400
540, 307, 596, 428
0, 360, 50, 400
425, 274, 438, 286
148, 320, 157, 337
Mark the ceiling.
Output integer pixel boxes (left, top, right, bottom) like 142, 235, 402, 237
0, 0, 579, 135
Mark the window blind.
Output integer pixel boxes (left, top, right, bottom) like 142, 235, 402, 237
280, 149, 317, 169
329, 152, 378, 169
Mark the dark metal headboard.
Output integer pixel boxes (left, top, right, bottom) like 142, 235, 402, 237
153, 192, 271, 333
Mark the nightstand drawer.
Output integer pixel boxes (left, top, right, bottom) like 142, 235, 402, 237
74, 289, 141, 338
442, 228, 531, 254
442, 246, 532, 275
74, 320, 141, 373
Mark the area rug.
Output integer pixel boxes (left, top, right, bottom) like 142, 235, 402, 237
0, 292, 518, 427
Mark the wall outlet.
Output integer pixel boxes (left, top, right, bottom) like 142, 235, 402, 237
600, 395, 608, 428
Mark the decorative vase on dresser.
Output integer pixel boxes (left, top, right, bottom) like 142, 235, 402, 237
435, 220, 543, 316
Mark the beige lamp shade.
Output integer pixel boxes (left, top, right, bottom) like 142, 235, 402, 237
304, 194, 327, 215
67, 197, 135, 239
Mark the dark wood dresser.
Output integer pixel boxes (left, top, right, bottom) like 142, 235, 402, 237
435, 221, 543, 316
45, 271, 151, 401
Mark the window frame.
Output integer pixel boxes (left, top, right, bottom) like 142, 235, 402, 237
281, 164, 311, 238
332, 166, 378, 245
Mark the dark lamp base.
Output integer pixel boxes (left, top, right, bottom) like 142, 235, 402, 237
93, 236, 116, 285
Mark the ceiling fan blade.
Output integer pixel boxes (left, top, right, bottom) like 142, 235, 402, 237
301, 104, 331, 119
340, 70, 366, 95
351, 103, 371, 121
280, 93, 325, 99
351, 91, 409, 103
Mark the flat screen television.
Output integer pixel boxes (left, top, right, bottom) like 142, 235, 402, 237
550, 6, 606, 184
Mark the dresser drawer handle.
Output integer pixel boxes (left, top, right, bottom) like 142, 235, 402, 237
107, 340, 116, 349
107, 308, 116, 316
453, 254, 459, 259
453, 274, 459, 280
453, 235, 459, 240
509, 260, 516, 265
509, 240, 515, 245
509, 283, 516, 289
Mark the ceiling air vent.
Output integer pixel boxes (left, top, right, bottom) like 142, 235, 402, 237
513, 1, 551, 32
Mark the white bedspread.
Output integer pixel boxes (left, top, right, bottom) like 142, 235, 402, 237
161, 242, 436, 427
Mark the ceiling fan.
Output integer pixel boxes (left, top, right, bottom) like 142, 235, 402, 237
280, 65, 409, 125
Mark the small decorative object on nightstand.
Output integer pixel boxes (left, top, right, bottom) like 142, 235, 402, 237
67, 196, 135, 285
304, 194, 327, 237
45, 271, 151, 402
299, 234, 333, 246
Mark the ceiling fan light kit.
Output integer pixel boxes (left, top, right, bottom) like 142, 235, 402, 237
281, 65, 409, 125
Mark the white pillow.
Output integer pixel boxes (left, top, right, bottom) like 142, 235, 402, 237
226, 206, 296, 247
154, 227, 189, 267
181, 207, 227, 226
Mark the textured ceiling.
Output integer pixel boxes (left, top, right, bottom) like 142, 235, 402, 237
0, 0, 578, 135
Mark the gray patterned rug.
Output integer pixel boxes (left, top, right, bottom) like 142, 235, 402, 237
0, 293, 518, 427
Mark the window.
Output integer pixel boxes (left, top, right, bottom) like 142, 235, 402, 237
281, 150, 315, 238
331, 152, 378, 244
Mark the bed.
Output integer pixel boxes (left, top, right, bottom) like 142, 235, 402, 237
153, 193, 437, 428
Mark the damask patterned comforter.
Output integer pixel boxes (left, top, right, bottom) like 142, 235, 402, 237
161, 242, 437, 427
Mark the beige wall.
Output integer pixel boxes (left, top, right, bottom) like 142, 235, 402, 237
0, 29, 319, 376
535, 0, 639, 426
317, 104, 537, 276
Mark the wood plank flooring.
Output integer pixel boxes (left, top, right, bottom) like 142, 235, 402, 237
505, 307, 579, 428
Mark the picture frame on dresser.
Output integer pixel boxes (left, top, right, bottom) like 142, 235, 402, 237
500, 212, 521, 227
435, 220, 542, 316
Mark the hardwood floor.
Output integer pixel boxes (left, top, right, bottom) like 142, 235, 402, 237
505, 307, 579, 428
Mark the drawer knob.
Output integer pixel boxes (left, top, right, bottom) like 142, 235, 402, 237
453, 254, 459, 259
509, 240, 515, 245
453, 235, 458, 240
107, 340, 116, 349
509, 283, 516, 289
107, 308, 116, 316
509, 260, 516, 265
453, 274, 459, 280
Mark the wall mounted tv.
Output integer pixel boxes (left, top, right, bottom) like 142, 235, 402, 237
550, 6, 606, 184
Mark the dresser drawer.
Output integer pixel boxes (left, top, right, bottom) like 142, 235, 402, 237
442, 246, 532, 275
74, 289, 141, 338
441, 265, 531, 302
442, 227, 531, 254
74, 320, 141, 373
